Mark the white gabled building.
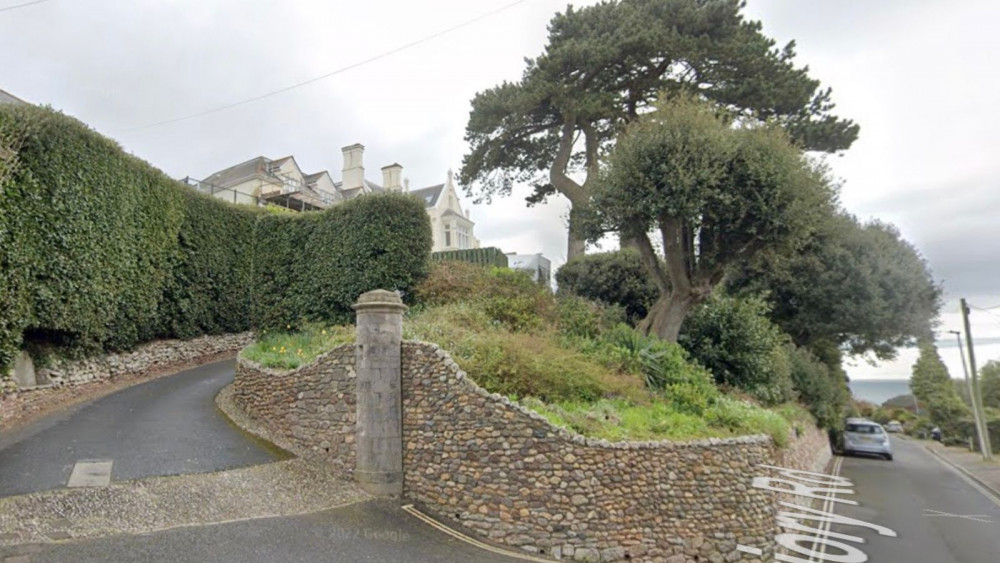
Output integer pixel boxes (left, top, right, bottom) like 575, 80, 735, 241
187, 143, 480, 252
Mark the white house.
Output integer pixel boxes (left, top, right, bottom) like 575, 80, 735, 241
187, 143, 480, 252
506, 253, 552, 284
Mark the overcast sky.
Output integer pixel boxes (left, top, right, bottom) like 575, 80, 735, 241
3, 0, 999, 381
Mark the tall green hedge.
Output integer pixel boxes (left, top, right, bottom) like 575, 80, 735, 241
431, 247, 508, 268
0, 105, 431, 376
253, 192, 432, 330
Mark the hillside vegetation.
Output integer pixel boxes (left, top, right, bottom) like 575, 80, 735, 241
246, 262, 814, 445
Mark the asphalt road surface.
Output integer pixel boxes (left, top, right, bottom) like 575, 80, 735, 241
0, 360, 285, 497
833, 436, 1000, 563
0, 500, 524, 563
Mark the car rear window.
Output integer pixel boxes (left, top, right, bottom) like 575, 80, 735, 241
846, 424, 882, 434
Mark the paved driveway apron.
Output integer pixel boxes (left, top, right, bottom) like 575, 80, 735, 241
0, 359, 284, 497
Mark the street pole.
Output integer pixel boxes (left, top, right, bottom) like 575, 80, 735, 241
951, 329, 984, 454
961, 299, 993, 460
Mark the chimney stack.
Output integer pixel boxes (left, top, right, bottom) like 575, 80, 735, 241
341, 143, 365, 190
381, 163, 403, 192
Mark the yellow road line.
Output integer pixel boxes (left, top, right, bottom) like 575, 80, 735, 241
400, 504, 552, 562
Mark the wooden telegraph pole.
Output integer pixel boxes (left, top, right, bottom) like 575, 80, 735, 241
961, 298, 993, 460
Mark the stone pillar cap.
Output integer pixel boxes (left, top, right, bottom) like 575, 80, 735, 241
352, 289, 408, 312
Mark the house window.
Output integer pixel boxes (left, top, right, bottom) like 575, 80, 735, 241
457, 225, 470, 249
445, 224, 452, 247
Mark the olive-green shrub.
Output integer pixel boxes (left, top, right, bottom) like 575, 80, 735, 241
555, 250, 659, 323
679, 294, 794, 406
0, 105, 430, 375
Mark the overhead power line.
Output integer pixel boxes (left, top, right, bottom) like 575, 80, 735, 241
0, 0, 52, 13
968, 304, 1000, 323
121, 0, 531, 132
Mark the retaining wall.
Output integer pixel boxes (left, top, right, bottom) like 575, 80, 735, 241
233, 340, 835, 561
36, 332, 255, 387
1, 332, 254, 426
233, 345, 357, 470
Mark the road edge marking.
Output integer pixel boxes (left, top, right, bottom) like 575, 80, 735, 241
401, 504, 552, 562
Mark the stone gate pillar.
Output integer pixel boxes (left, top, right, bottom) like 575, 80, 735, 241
352, 289, 406, 496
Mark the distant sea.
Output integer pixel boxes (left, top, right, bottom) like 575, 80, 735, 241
849, 379, 912, 406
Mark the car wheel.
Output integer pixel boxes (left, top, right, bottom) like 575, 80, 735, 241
885, 454, 893, 461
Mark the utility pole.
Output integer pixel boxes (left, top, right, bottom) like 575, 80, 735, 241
951, 329, 984, 454
961, 299, 993, 460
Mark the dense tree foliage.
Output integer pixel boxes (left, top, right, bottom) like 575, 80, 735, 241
555, 250, 659, 323
595, 97, 832, 341
788, 345, 849, 430
910, 342, 970, 436
460, 0, 857, 259
730, 212, 941, 360
980, 360, 1000, 409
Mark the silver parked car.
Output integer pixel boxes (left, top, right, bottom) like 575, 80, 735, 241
843, 418, 893, 461
885, 420, 903, 433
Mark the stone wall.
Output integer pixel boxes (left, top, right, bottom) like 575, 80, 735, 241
403, 341, 784, 562
233, 345, 357, 471
1, 332, 255, 427
776, 423, 832, 476
31, 332, 256, 387
232, 339, 834, 562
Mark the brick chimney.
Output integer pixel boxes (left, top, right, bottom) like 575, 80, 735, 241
341, 143, 365, 190
381, 163, 403, 192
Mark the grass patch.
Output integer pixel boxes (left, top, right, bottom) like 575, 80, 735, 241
242, 323, 354, 370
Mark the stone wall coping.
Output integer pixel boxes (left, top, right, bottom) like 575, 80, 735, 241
403, 339, 774, 451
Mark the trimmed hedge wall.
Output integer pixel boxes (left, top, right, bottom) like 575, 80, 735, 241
0, 105, 431, 376
253, 193, 431, 330
430, 247, 508, 268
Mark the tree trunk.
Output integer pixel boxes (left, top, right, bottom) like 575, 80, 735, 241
566, 205, 588, 261
638, 292, 695, 342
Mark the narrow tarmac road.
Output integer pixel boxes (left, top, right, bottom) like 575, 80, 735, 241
834, 436, 1000, 562
0, 360, 284, 497
1, 500, 525, 563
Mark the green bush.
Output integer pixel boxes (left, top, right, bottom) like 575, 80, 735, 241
555, 250, 659, 323
679, 295, 793, 405
0, 105, 431, 376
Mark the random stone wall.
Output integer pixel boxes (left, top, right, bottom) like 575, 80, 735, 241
776, 423, 832, 476
1, 332, 255, 427
402, 341, 781, 562
32, 332, 255, 387
232, 339, 834, 562
233, 345, 357, 471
